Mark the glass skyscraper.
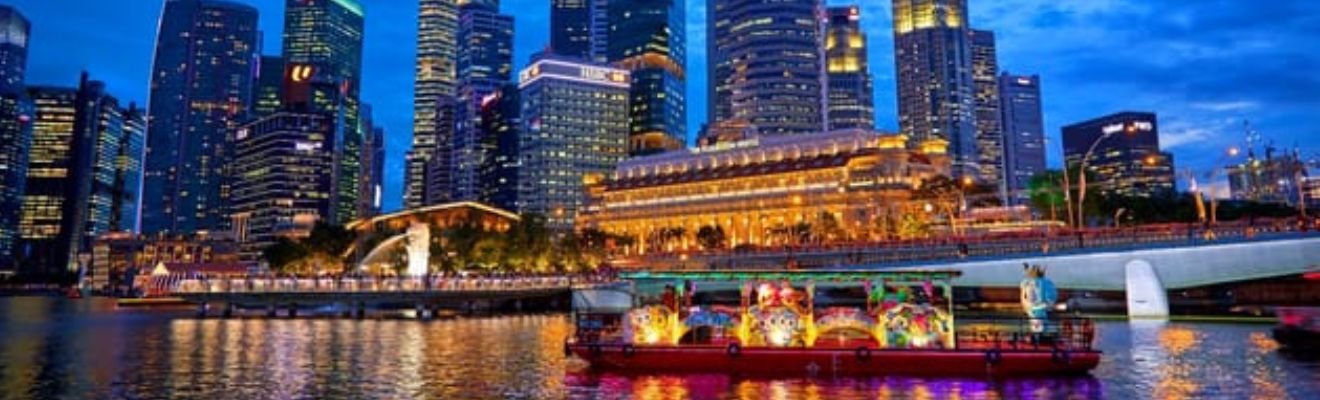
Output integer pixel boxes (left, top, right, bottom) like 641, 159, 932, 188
229, 112, 336, 260
142, 0, 258, 234
252, 55, 284, 118
550, 0, 607, 61
708, 0, 824, 136
452, 1, 513, 201
607, 0, 686, 156
1062, 112, 1176, 199
407, 0, 459, 209
893, 0, 978, 179
478, 84, 519, 211
970, 29, 1002, 191
825, 5, 875, 131
0, 5, 30, 271
0, 6, 29, 95
998, 73, 1045, 204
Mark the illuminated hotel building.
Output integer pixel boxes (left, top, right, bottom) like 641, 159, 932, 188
708, 0, 825, 136
452, 1, 513, 201
21, 75, 144, 276
1062, 112, 1176, 199
970, 29, 1002, 191
142, 0, 258, 234
998, 73, 1046, 204
517, 55, 629, 230
0, 5, 30, 271
893, 0, 978, 179
581, 130, 951, 254
607, 0, 686, 156
825, 6, 874, 131
407, 0, 459, 208
229, 112, 336, 260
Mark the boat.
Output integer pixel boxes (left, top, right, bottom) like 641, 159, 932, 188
567, 269, 1101, 376
1273, 307, 1320, 351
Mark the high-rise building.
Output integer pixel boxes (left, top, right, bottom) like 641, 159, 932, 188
517, 56, 629, 230
0, 6, 31, 271
113, 105, 147, 233
407, 0, 459, 209
893, 0, 978, 178
142, 0, 259, 235
20, 75, 144, 277
708, 0, 825, 136
825, 5, 874, 131
997, 73, 1045, 204
970, 29, 1002, 189
229, 112, 336, 261
1062, 112, 1176, 199
452, 1, 513, 201
1226, 147, 1308, 205
282, 0, 365, 225
252, 55, 284, 117
478, 84, 520, 211
359, 103, 384, 217
607, 0, 686, 156
550, 0, 607, 61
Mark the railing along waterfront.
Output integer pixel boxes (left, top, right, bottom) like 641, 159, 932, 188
173, 276, 590, 295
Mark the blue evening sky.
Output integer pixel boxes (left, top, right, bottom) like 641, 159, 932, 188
9, 0, 1319, 211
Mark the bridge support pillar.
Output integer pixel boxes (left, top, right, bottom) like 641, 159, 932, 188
355, 302, 366, 319
416, 304, 430, 320
1124, 259, 1169, 319
265, 305, 276, 318
287, 304, 298, 318
221, 303, 234, 319
195, 302, 208, 318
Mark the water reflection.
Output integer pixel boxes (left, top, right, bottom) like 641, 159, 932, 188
0, 298, 1317, 399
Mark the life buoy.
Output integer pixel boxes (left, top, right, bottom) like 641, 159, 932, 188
985, 349, 1003, 365
622, 344, 636, 358
855, 347, 872, 362
1051, 348, 1070, 365
727, 343, 742, 357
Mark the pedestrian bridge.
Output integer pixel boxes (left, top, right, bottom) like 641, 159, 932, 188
870, 236, 1320, 318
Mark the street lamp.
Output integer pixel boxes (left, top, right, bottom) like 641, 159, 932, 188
1073, 130, 1120, 228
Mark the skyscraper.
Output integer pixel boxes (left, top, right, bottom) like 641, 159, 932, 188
893, 0, 977, 178
607, 0, 686, 155
252, 55, 284, 117
359, 103, 384, 217
825, 5, 874, 131
407, 0, 459, 209
517, 55, 629, 230
113, 105, 147, 233
708, 0, 825, 136
478, 84, 520, 211
550, 0, 607, 61
229, 112, 336, 260
452, 1, 513, 201
21, 75, 143, 277
998, 73, 1045, 204
282, 0, 365, 225
142, 0, 258, 234
1062, 112, 1176, 199
970, 29, 1002, 190
0, 6, 31, 271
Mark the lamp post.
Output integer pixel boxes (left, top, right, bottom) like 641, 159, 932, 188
1073, 131, 1119, 228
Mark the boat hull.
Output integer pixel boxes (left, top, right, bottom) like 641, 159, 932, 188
570, 344, 1100, 376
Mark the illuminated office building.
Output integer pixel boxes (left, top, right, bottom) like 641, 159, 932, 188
825, 6, 874, 131
0, 6, 28, 95
452, 1, 513, 201
517, 56, 629, 230
551, 0, 607, 61
607, 0, 686, 155
580, 130, 951, 254
1062, 112, 1176, 199
229, 112, 336, 260
142, 0, 258, 234
252, 55, 284, 117
478, 84, 520, 211
970, 29, 1002, 189
407, 0, 459, 208
893, 0, 978, 179
114, 106, 147, 233
708, 0, 825, 136
360, 103, 384, 217
0, 5, 31, 271
997, 73, 1045, 204
1226, 147, 1308, 205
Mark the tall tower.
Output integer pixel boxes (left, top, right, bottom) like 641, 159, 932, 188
998, 73, 1045, 204
451, 1, 513, 201
0, 6, 31, 270
407, 0, 459, 208
550, 0, 607, 61
825, 5, 875, 131
142, 0, 258, 234
708, 0, 825, 136
282, 0, 365, 224
0, 6, 29, 94
607, 0, 686, 155
893, 0, 977, 178
970, 29, 1002, 190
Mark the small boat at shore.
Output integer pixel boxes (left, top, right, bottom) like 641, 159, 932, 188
1273, 307, 1320, 351
568, 269, 1100, 376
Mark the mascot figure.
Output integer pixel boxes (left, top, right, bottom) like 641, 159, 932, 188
1019, 264, 1058, 332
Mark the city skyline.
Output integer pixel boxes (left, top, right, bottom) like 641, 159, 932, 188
6, 0, 1318, 211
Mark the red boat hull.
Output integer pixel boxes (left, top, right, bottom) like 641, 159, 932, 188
570, 344, 1100, 376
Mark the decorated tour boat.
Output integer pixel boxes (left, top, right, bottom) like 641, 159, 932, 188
568, 267, 1100, 376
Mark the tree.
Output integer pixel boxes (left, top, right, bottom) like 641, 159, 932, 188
695, 225, 727, 250
813, 211, 844, 243
1028, 170, 1068, 222
262, 237, 309, 273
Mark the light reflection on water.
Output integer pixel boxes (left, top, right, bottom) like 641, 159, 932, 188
0, 297, 1317, 399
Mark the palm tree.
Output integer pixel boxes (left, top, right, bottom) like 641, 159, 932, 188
696, 225, 727, 250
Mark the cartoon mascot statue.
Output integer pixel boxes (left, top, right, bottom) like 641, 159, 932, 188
1019, 263, 1058, 333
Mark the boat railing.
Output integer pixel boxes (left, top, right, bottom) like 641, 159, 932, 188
954, 316, 1096, 352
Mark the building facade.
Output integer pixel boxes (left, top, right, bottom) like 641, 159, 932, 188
517, 56, 629, 230
407, 0, 460, 209
359, 103, 384, 217
607, 0, 686, 156
970, 29, 1002, 190
229, 112, 336, 260
825, 6, 874, 131
90, 231, 240, 293
142, 0, 258, 234
452, 1, 513, 201
0, 5, 30, 272
1226, 148, 1308, 205
997, 73, 1046, 204
1062, 112, 1176, 199
550, 0, 607, 61
252, 55, 284, 117
113, 106, 147, 233
708, 0, 825, 136
478, 84, 520, 212
893, 0, 978, 179
580, 130, 951, 254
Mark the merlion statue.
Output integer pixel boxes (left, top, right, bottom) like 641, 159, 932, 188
405, 222, 430, 277
1020, 264, 1058, 322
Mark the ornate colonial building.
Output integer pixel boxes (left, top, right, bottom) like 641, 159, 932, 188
581, 129, 950, 254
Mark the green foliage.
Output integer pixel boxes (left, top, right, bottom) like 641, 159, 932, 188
260, 222, 354, 274
695, 225, 727, 250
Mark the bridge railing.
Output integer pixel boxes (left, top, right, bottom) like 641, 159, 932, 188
173, 276, 581, 295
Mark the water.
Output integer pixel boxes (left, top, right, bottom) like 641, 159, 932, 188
0, 297, 1316, 399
